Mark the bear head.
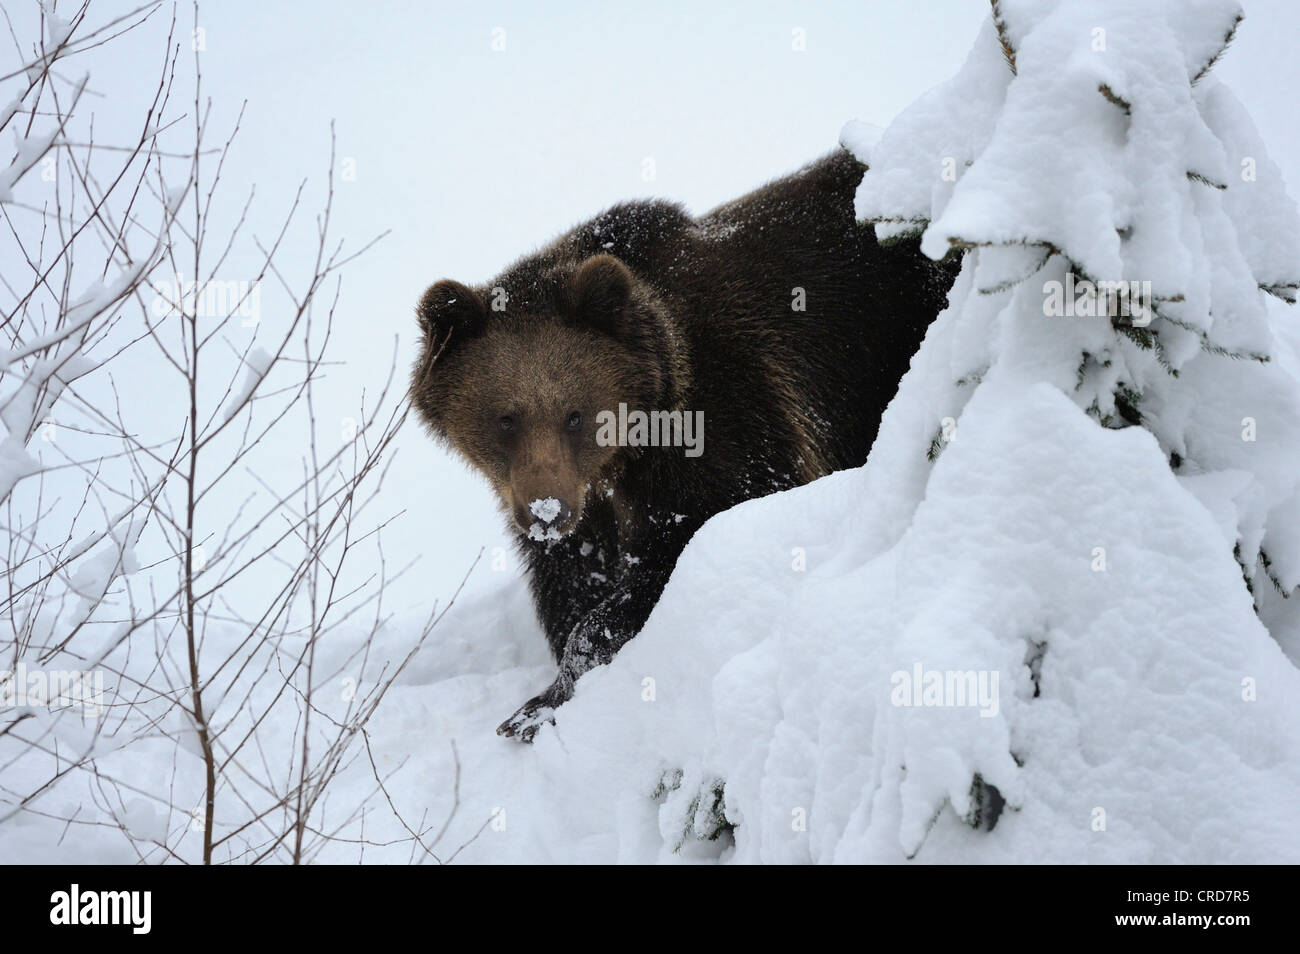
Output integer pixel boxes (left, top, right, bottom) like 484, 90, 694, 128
410, 254, 688, 541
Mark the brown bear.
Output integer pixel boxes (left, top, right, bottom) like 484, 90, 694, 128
411, 149, 959, 741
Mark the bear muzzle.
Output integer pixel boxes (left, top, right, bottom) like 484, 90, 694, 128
511, 492, 578, 541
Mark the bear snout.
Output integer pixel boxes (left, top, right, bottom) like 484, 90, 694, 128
514, 494, 577, 541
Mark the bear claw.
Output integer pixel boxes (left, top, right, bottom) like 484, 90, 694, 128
497, 679, 574, 742
496, 697, 558, 743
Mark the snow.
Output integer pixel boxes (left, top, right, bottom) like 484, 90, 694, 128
3, 0, 1300, 865
219, 347, 273, 424
25, 362, 1287, 862
305, 374, 1294, 864
527, 524, 564, 542
42, 2, 72, 49
837, 119, 883, 166
527, 499, 567, 541
529, 497, 562, 523
3, 264, 162, 370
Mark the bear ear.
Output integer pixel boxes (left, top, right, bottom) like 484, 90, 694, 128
567, 254, 635, 334
416, 280, 486, 352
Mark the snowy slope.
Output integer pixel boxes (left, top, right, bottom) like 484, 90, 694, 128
379, 379, 1300, 863
4, 0, 1300, 864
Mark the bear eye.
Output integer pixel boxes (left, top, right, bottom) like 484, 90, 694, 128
498, 415, 515, 433
565, 411, 583, 431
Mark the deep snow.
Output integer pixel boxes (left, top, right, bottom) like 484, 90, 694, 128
4, 0, 1300, 864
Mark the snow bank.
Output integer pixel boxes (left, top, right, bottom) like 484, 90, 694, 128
456, 376, 1300, 863
5, 0, 1300, 865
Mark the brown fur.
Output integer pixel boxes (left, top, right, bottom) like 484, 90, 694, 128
413, 255, 678, 536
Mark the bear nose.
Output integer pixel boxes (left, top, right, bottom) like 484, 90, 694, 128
530, 497, 571, 525
516, 497, 573, 535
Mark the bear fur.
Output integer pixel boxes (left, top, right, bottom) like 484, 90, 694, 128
411, 149, 959, 740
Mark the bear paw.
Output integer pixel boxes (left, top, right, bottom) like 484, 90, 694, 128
496, 679, 572, 743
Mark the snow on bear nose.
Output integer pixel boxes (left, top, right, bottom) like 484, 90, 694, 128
530, 497, 568, 524
520, 496, 573, 541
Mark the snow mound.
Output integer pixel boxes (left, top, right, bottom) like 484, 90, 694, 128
5, 0, 1299, 866
508, 380, 1300, 862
